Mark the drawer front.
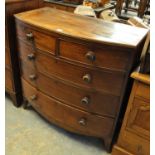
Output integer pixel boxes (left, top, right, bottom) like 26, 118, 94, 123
59, 40, 131, 71
37, 73, 120, 117
16, 23, 56, 54
5, 68, 14, 92
5, 47, 11, 68
36, 52, 124, 96
136, 82, 150, 100
22, 78, 114, 138
21, 78, 37, 101
18, 40, 34, 61
20, 60, 37, 87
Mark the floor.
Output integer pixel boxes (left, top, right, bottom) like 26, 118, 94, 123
5, 96, 111, 155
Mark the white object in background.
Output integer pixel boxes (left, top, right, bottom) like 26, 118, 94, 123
74, 5, 96, 18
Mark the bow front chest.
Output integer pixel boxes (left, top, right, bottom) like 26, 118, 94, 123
14, 7, 148, 151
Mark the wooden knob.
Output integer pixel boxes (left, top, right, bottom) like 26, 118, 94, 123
81, 96, 90, 105
29, 74, 37, 80
27, 53, 35, 60
30, 95, 37, 101
85, 51, 96, 62
83, 74, 91, 83
79, 118, 87, 126
26, 32, 33, 40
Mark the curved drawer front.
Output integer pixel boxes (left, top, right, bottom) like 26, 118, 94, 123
37, 73, 120, 117
18, 40, 34, 61
59, 40, 131, 71
36, 52, 125, 96
22, 78, 114, 138
20, 60, 37, 87
16, 23, 56, 54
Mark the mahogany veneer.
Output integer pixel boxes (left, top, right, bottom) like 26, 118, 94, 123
14, 7, 148, 151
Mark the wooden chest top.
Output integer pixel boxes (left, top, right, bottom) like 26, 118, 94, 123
14, 7, 148, 48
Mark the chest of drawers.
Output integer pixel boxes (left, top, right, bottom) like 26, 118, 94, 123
14, 7, 147, 151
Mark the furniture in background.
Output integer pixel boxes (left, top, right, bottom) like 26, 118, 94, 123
40, 0, 115, 17
115, 0, 150, 18
112, 71, 150, 155
5, 0, 39, 106
14, 7, 147, 151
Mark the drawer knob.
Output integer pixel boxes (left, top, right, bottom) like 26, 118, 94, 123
85, 51, 96, 62
30, 95, 37, 101
79, 118, 87, 126
27, 53, 35, 60
29, 74, 37, 80
26, 32, 33, 40
81, 96, 90, 105
83, 74, 91, 83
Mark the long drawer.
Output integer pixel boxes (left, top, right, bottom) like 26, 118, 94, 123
36, 52, 125, 96
22, 78, 114, 138
20, 60, 37, 87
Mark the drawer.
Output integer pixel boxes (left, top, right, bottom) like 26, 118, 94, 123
5, 68, 14, 92
21, 78, 37, 101
18, 40, 34, 61
59, 40, 131, 71
36, 52, 125, 96
22, 78, 114, 138
37, 73, 120, 117
5, 47, 11, 68
20, 60, 37, 87
16, 23, 56, 54
136, 82, 150, 100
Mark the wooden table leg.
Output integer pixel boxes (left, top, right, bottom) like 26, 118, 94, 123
115, 0, 124, 15
138, 0, 148, 17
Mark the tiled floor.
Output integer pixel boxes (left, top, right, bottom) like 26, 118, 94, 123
6, 96, 111, 155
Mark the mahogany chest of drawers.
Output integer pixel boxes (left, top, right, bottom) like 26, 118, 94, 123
14, 7, 147, 151
112, 72, 150, 155
5, 0, 39, 106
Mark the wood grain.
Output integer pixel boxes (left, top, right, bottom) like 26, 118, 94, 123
14, 7, 148, 48
112, 73, 150, 155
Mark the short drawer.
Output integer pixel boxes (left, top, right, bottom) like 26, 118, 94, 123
36, 52, 125, 96
16, 22, 56, 54
5, 68, 14, 92
22, 78, 114, 138
59, 40, 131, 71
37, 73, 120, 117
